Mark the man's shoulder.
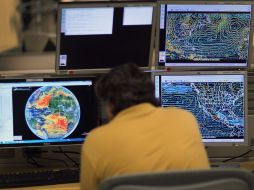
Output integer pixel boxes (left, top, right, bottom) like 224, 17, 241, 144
87, 124, 109, 138
85, 123, 114, 144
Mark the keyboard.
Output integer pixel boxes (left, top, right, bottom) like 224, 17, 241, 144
0, 168, 80, 188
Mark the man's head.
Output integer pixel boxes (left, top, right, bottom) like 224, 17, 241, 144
96, 63, 158, 119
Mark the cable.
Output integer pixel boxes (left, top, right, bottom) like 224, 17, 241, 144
58, 147, 80, 168
23, 148, 44, 168
26, 156, 44, 168
52, 150, 80, 155
24, 150, 70, 168
37, 156, 69, 167
223, 149, 253, 163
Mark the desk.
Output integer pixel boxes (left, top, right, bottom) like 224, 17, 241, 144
6, 183, 79, 190
210, 160, 254, 172
240, 161, 254, 170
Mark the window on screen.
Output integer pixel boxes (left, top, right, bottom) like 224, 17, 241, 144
58, 4, 154, 70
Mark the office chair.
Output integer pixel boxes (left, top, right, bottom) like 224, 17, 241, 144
99, 169, 254, 190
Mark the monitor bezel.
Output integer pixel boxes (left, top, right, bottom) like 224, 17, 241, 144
56, 1, 157, 74
155, 1, 254, 69
151, 70, 248, 146
0, 74, 98, 148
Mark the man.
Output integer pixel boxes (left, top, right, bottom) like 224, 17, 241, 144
80, 63, 210, 190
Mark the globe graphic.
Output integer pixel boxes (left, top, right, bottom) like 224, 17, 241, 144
25, 86, 81, 139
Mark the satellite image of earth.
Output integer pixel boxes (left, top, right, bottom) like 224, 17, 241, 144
25, 86, 80, 139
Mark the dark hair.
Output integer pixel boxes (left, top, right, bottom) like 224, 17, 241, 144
95, 63, 158, 116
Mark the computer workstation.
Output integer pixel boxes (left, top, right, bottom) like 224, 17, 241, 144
1, 0, 254, 189
0, 75, 98, 188
154, 0, 253, 164
0, 1, 157, 189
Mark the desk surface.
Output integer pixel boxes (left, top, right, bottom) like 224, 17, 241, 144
211, 161, 254, 170
6, 183, 80, 190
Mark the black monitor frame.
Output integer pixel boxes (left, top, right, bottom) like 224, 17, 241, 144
155, 1, 254, 70
151, 70, 248, 146
0, 75, 98, 148
56, 1, 157, 74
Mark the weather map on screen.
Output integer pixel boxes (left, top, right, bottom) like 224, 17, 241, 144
25, 86, 81, 139
0, 77, 98, 147
166, 13, 250, 62
158, 4, 252, 67
154, 74, 246, 144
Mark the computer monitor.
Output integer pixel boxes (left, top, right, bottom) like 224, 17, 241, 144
156, 1, 253, 68
152, 71, 248, 146
56, 1, 156, 73
0, 76, 98, 147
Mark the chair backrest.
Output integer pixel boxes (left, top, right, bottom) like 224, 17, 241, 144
99, 169, 254, 190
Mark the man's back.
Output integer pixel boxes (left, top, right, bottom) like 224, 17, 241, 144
81, 103, 210, 190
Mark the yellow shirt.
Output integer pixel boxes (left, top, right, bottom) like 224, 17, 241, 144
80, 103, 210, 190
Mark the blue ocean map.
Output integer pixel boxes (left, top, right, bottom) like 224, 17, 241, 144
161, 81, 244, 139
166, 13, 250, 63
